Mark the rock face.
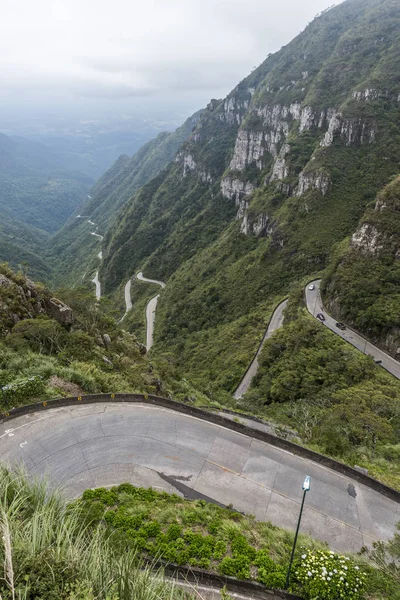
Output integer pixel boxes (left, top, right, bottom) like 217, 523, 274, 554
351, 223, 384, 255
297, 171, 331, 197
218, 88, 377, 233
45, 298, 74, 327
0, 269, 74, 333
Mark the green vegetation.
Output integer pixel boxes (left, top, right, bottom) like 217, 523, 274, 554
0, 265, 164, 412
324, 175, 400, 357
0, 132, 91, 234
244, 311, 400, 490
0, 467, 190, 600
79, 483, 400, 599
49, 111, 202, 289
296, 551, 366, 600
95, 0, 400, 412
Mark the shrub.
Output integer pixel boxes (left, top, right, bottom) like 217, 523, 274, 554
1, 375, 45, 405
295, 550, 366, 599
219, 556, 251, 580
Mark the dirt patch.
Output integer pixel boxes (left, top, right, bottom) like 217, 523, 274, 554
48, 376, 83, 397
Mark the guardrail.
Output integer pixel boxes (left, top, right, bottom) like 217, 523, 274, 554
1, 393, 399, 504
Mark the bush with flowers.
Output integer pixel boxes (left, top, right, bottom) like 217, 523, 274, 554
295, 550, 366, 599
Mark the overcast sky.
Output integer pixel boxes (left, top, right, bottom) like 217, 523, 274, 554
0, 0, 343, 120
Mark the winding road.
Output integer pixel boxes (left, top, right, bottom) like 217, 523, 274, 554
1, 402, 399, 553
306, 280, 400, 380
135, 272, 166, 350
234, 299, 288, 399
91, 271, 101, 301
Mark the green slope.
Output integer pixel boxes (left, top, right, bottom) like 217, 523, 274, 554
49, 111, 203, 288
0, 133, 92, 233
323, 175, 400, 357
100, 0, 400, 397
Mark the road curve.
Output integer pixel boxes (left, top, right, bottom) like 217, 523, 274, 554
306, 280, 400, 380
137, 272, 166, 289
1, 402, 399, 553
234, 299, 288, 399
91, 271, 101, 301
119, 278, 133, 323
137, 271, 166, 351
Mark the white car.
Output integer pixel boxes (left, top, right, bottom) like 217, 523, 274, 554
308, 284, 315, 290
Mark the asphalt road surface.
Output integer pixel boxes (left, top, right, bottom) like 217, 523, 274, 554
119, 278, 133, 323
234, 299, 288, 399
137, 271, 166, 351
91, 271, 101, 301
306, 280, 400, 380
1, 403, 398, 553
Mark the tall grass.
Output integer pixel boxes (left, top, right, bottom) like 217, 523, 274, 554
0, 466, 190, 600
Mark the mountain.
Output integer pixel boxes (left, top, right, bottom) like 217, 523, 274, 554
99, 0, 400, 395
0, 212, 50, 281
49, 111, 203, 287
0, 133, 92, 234
324, 175, 400, 358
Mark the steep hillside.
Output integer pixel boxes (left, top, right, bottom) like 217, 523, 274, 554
0, 213, 50, 281
100, 0, 400, 395
49, 111, 202, 288
323, 175, 400, 357
0, 133, 92, 233
0, 264, 168, 409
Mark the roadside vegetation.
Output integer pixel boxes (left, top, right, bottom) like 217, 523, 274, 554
79, 482, 399, 599
0, 467, 191, 600
0, 264, 163, 412
324, 175, 400, 358
243, 310, 400, 490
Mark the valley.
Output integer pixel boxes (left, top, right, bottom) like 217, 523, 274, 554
1, 0, 400, 597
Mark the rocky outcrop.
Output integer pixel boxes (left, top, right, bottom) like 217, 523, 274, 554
240, 212, 274, 237
270, 144, 290, 182
45, 298, 74, 327
350, 223, 384, 254
229, 130, 265, 170
353, 89, 379, 101
297, 170, 331, 197
220, 177, 254, 203
321, 110, 376, 147
182, 153, 196, 176
219, 94, 251, 125
0, 270, 74, 334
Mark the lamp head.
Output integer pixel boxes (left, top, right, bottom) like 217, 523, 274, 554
302, 475, 311, 492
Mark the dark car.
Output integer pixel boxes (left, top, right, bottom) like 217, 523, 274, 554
336, 322, 346, 331
316, 313, 325, 321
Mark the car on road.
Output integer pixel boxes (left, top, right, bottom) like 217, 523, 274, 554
316, 313, 325, 321
336, 322, 346, 331
308, 284, 315, 290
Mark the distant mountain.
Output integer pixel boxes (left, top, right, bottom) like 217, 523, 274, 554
0, 133, 92, 234
98, 0, 400, 394
0, 212, 50, 281
49, 110, 203, 287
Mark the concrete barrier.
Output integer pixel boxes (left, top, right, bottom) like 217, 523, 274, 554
1, 393, 399, 504
161, 561, 302, 599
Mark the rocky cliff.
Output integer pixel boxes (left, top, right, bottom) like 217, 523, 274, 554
99, 0, 400, 394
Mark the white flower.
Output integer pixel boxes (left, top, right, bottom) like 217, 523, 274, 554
355, 566, 359, 570
302, 554, 307, 559
307, 571, 312, 577
340, 576, 344, 581
327, 577, 331, 581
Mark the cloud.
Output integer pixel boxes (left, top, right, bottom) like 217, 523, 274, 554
0, 0, 343, 107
